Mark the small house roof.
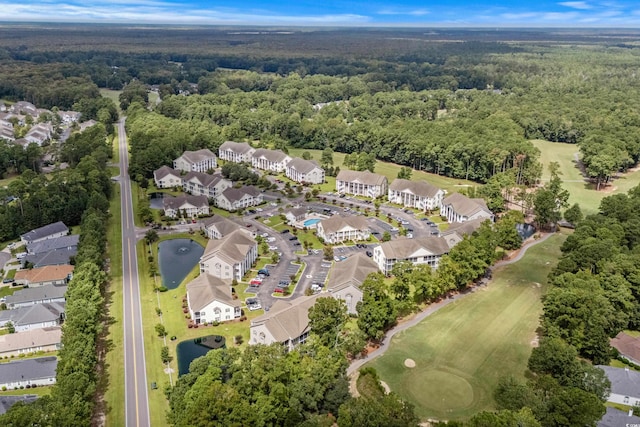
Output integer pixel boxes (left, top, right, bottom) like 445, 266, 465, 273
177, 149, 217, 164
287, 157, 321, 174
186, 273, 240, 313
251, 294, 321, 342
252, 148, 290, 164
219, 141, 254, 155
327, 253, 378, 292
318, 215, 369, 235
20, 222, 68, 243
162, 194, 209, 211
377, 236, 450, 260
389, 178, 442, 199
201, 229, 256, 266
0, 356, 58, 384
5, 284, 67, 306
0, 326, 61, 354
442, 193, 492, 218
153, 165, 181, 181
597, 365, 640, 398
27, 235, 79, 255
14, 265, 74, 285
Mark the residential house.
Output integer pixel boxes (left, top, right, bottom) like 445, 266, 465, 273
218, 141, 256, 163
285, 158, 325, 184
200, 229, 258, 281
251, 148, 291, 172
186, 273, 241, 324
0, 395, 39, 416
57, 110, 81, 125
336, 170, 388, 199
388, 179, 445, 212
201, 215, 250, 240
373, 236, 450, 275
0, 357, 57, 390
26, 234, 79, 256
0, 326, 62, 358
79, 120, 98, 131
597, 365, 640, 407
284, 207, 308, 225
20, 221, 68, 245
0, 118, 14, 141
249, 294, 321, 351
327, 253, 379, 314
440, 218, 487, 249
24, 123, 53, 146
316, 215, 370, 244
598, 407, 640, 427
162, 195, 209, 218
0, 302, 65, 332
14, 265, 74, 288
5, 284, 67, 309
173, 149, 217, 173
10, 101, 37, 117
440, 193, 494, 224
215, 186, 263, 212
611, 332, 640, 366
182, 171, 232, 198
22, 248, 77, 269
153, 166, 183, 189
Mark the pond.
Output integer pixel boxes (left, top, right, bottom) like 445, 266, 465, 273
176, 335, 226, 376
158, 238, 204, 290
149, 192, 174, 210
516, 223, 536, 240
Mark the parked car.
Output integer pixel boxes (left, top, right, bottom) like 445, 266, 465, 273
268, 245, 278, 251
366, 251, 373, 257
281, 229, 290, 234
258, 269, 270, 276
2, 278, 14, 284
288, 236, 298, 241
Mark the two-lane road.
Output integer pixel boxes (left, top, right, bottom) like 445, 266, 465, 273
118, 118, 151, 427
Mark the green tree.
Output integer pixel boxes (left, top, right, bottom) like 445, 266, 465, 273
397, 167, 412, 180
381, 231, 391, 242
155, 323, 167, 338
356, 273, 396, 341
563, 203, 583, 225
302, 151, 312, 160
308, 297, 348, 348
321, 147, 334, 167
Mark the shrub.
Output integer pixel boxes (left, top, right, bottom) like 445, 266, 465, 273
157, 286, 168, 292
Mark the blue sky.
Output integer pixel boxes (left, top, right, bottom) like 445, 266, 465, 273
2, 0, 640, 26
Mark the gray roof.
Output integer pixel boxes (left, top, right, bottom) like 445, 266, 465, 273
378, 236, 450, 260
20, 222, 68, 243
177, 149, 217, 164
0, 326, 62, 353
336, 170, 387, 187
6, 284, 67, 307
0, 356, 58, 384
153, 165, 181, 181
183, 171, 226, 188
163, 194, 209, 211
252, 148, 289, 163
202, 215, 242, 237
286, 207, 307, 218
27, 234, 79, 255
287, 157, 321, 174
0, 302, 65, 327
251, 294, 321, 342
0, 395, 39, 415
598, 407, 640, 427
318, 215, 369, 235
186, 273, 240, 313
442, 193, 492, 218
441, 218, 486, 239
219, 141, 254, 155
598, 365, 640, 398
201, 229, 256, 266
220, 186, 260, 204
389, 178, 442, 198
328, 253, 378, 292
23, 247, 77, 268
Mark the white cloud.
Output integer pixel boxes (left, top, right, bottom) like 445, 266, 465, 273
378, 8, 429, 16
558, 1, 592, 9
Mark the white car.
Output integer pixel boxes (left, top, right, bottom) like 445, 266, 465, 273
269, 245, 278, 250
270, 202, 278, 207
256, 208, 263, 212
261, 233, 269, 238
266, 237, 276, 243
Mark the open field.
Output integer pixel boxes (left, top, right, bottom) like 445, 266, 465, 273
366, 233, 566, 421
286, 148, 479, 196
100, 89, 122, 114
533, 139, 640, 214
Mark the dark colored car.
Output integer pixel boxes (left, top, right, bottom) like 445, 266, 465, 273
281, 229, 290, 234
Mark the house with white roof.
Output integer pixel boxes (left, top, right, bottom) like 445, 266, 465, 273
186, 273, 241, 324
24, 123, 53, 146
218, 141, 256, 164
173, 149, 217, 173
153, 166, 183, 189
251, 148, 291, 172
215, 186, 263, 212
336, 170, 388, 199
373, 236, 450, 276
327, 253, 379, 314
316, 215, 370, 244
182, 171, 232, 199
199, 229, 258, 281
285, 158, 325, 184
440, 193, 494, 224
388, 178, 444, 212
162, 195, 209, 218
249, 294, 321, 351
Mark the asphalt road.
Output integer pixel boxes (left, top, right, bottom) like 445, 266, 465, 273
118, 118, 151, 427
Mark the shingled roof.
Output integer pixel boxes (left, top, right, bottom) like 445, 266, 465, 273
0, 326, 61, 354
20, 222, 68, 243
336, 170, 387, 186
14, 265, 74, 285
442, 193, 492, 218
186, 273, 240, 313
178, 149, 216, 164
250, 294, 321, 342
219, 141, 254, 154
287, 157, 321, 174
597, 365, 640, 398
202, 215, 242, 237
0, 357, 57, 384
5, 284, 67, 307
252, 148, 290, 163
153, 165, 181, 181
201, 229, 256, 265
389, 178, 442, 198
162, 194, 208, 211
318, 215, 369, 235
377, 236, 450, 259
327, 253, 378, 292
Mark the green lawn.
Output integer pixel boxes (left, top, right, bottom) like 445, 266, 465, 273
100, 89, 123, 115
366, 233, 566, 422
0, 386, 52, 397
0, 285, 21, 299
533, 139, 640, 214
286, 148, 479, 195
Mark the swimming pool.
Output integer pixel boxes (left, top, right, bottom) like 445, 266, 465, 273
303, 218, 321, 227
